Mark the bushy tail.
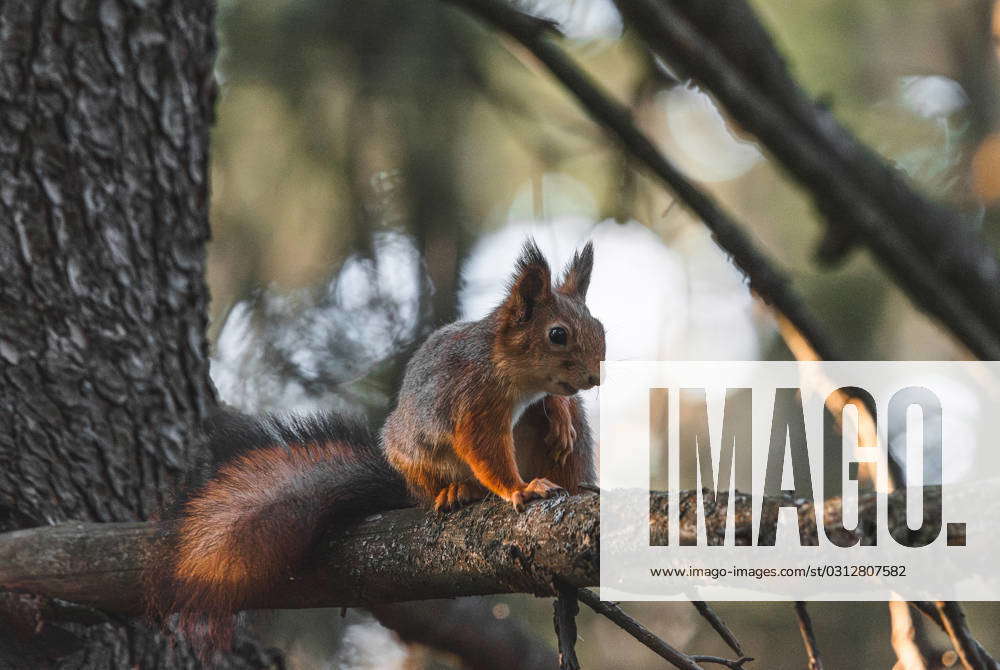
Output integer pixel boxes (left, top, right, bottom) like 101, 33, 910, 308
145, 410, 410, 651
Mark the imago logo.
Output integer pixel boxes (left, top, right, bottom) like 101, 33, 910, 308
661, 385, 961, 549
599, 362, 1000, 602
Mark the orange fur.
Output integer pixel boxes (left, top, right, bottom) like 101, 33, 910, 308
514, 395, 593, 494
158, 443, 343, 649
146, 415, 408, 653
543, 394, 576, 463
175, 444, 330, 586
452, 404, 524, 500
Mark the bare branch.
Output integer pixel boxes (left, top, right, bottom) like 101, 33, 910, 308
794, 602, 824, 670
775, 311, 903, 488
936, 601, 988, 670
0, 495, 600, 615
692, 601, 745, 657
0, 488, 973, 640
576, 589, 706, 670
576, 590, 753, 670
610, 0, 1000, 359
689, 655, 754, 670
910, 602, 999, 670
553, 581, 581, 670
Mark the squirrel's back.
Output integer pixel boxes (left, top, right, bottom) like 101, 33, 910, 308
397, 320, 494, 398
383, 318, 497, 441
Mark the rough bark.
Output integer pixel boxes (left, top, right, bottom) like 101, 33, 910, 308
0, 1, 275, 666
0, 488, 960, 615
0, 494, 599, 614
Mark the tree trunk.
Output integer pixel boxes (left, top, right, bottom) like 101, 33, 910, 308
0, 0, 273, 666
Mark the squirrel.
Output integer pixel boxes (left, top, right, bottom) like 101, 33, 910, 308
145, 239, 606, 650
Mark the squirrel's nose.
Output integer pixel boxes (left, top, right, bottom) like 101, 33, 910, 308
587, 374, 600, 387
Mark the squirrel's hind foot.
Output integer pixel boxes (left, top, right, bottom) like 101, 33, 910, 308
434, 481, 486, 512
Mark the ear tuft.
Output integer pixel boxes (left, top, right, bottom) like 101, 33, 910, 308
501, 238, 552, 323
513, 238, 548, 277
557, 241, 594, 300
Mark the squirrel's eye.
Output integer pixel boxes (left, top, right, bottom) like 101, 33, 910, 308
548, 326, 567, 345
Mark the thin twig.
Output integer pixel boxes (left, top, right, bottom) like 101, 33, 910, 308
794, 602, 824, 670
577, 589, 754, 670
690, 655, 754, 670
553, 581, 581, 670
577, 589, 703, 670
691, 601, 744, 656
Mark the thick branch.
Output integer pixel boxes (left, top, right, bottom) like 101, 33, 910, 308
0, 494, 600, 615
444, 0, 1000, 360
0, 489, 956, 617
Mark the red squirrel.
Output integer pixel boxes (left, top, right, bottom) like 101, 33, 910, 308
146, 239, 605, 649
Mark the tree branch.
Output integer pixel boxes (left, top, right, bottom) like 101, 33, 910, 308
935, 601, 988, 670
911, 602, 999, 670
445, 0, 1000, 359
692, 601, 745, 657
5, 490, 999, 670
0, 489, 963, 617
553, 581, 581, 670
576, 589, 706, 670
611, 0, 1000, 359
888, 600, 928, 670
0, 494, 599, 615
576, 589, 753, 670
794, 601, 824, 670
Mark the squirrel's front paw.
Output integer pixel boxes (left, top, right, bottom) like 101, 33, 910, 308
509, 478, 565, 512
544, 396, 576, 465
547, 419, 576, 465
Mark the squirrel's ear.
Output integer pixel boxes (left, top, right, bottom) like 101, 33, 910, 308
557, 241, 594, 300
502, 239, 552, 323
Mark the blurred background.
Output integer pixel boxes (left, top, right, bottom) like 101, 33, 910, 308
205, 0, 1000, 667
